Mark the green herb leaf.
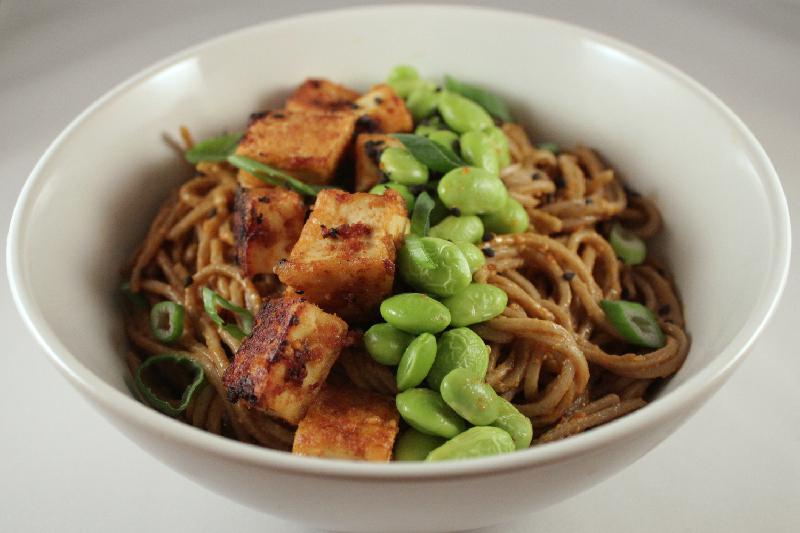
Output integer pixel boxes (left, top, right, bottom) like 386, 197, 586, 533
410, 191, 436, 237
185, 132, 242, 164
135, 355, 205, 417
202, 286, 254, 336
443, 75, 512, 123
226, 155, 323, 197
392, 134, 464, 173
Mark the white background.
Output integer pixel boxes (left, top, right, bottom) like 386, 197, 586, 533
1, 1, 799, 531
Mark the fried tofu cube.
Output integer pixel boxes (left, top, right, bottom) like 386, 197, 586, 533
235, 109, 356, 185
354, 133, 403, 192
234, 187, 307, 276
223, 296, 348, 425
286, 78, 360, 112
292, 385, 399, 461
354, 84, 413, 134
275, 189, 408, 322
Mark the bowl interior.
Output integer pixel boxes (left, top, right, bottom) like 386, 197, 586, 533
10, 6, 787, 464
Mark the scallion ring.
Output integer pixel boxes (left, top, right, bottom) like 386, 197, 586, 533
601, 300, 665, 348
135, 354, 205, 417
202, 287, 254, 339
609, 223, 646, 265
149, 301, 185, 343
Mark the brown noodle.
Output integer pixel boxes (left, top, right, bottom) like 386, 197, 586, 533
121, 123, 688, 452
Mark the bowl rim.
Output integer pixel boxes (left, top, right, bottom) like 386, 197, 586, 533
6, 4, 791, 481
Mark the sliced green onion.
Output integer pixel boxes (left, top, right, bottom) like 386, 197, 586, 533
185, 132, 242, 164
227, 154, 323, 197
402, 235, 436, 271
610, 223, 647, 265
135, 354, 205, 417
601, 300, 665, 348
149, 301, 185, 343
202, 287, 254, 339
537, 142, 559, 154
410, 191, 436, 236
119, 281, 148, 310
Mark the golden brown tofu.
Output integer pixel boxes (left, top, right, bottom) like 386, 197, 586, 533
354, 84, 414, 134
235, 109, 356, 185
292, 385, 399, 461
275, 189, 408, 322
285, 78, 360, 112
234, 187, 306, 277
354, 133, 403, 192
223, 296, 348, 425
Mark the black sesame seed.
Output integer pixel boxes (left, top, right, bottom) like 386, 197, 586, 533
531, 172, 541, 181
554, 175, 565, 189
183, 275, 193, 287
409, 185, 425, 196
254, 213, 264, 225
294, 289, 305, 295
208, 208, 217, 218
562, 271, 576, 281
482, 247, 496, 257
482, 232, 495, 242
585, 198, 593, 205
450, 207, 462, 217
258, 195, 270, 203
658, 304, 671, 315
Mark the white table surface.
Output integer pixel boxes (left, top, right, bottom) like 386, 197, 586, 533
2, 1, 798, 531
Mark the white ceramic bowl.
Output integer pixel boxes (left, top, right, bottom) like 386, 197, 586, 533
6, 6, 790, 532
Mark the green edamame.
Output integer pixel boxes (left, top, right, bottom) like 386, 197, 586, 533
396, 388, 466, 439
437, 167, 508, 215
427, 327, 490, 391
427, 130, 460, 152
387, 65, 421, 98
460, 130, 500, 176
441, 283, 508, 327
396, 333, 437, 391
440, 368, 500, 426
480, 196, 530, 234
397, 236, 472, 297
454, 241, 485, 274
379, 147, 429, 186
380, 293, 451, 334
394, 428, 446, 461
428, 215, 484, 244
484, 126, 511, 168
492, 397, 533, 450
426, 426, 515, 461
364, 323, 414, 365
406, 82, 439, 122
437, 91, 494, 133
369, 182, 415, 213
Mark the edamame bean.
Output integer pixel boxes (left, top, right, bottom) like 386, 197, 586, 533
406, 82, 439, 122
380, 293, 451, 334
480, 196, 529, 234
369, 182, 415, 213
428, 215, 484, 244
426, 426, 515, 461
454, 241, 485, 274
396, 333, 437, 391
438, 167, 508, 215
460, 130, 500, 176
396, 388, 466, 439
428, 130, 460, 152
364, 323, 414, 365
387, 65, 421, 98
440, 368, 500, 425
379, 147, 429, 186
437, 91, 494, 133
484, 126, 511, 168
397, 237, 472, 297
394, 428, 446, 461
492, 397, 533, 450
427, 327, 489, 391
441, 283, 508, 327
